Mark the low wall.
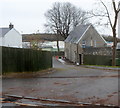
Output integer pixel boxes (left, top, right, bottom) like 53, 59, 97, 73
83, 47, 112, 56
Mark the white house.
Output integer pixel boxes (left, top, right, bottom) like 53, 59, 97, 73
0, 24, 22, 48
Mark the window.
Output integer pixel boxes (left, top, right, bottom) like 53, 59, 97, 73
94, 40, 96, 47
82, 40, 86, 48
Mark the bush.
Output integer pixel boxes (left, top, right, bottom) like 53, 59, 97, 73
83, 55, 112, 66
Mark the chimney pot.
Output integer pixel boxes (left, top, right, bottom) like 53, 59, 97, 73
9, 23, 14, 29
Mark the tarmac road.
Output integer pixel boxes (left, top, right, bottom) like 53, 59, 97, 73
2, 57, 120, 106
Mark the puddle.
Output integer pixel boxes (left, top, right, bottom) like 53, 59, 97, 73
3, 97, 18, 102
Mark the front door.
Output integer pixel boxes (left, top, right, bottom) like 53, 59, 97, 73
79, 54, 81, 65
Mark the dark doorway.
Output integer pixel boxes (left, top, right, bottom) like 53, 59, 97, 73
79, 54, 82, 65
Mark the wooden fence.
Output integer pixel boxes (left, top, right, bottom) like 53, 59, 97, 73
2, 47, 52, 73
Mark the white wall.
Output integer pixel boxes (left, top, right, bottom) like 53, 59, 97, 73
0, 37, 2, 46
42, 41, 64, 48
22, 42, 30, 48
3, 28, 22, 48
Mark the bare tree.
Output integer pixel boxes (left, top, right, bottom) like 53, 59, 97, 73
89, 0, 120, 66
44, 2, 89, 52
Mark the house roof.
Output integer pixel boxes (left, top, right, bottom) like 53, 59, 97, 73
65, 24, 91, 44
0, 28, 10, 37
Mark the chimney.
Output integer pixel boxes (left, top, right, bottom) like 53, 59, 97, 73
9, 23, 14, 30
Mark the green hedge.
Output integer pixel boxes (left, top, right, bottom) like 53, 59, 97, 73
117, 49, 120, 58
83, 50, 120, 66
2, 47, 52, 73
52, 51, 64, 56
116, 50, 120, 66
83, 55, 112, 66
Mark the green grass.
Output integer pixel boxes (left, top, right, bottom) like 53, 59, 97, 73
85, 65, 120, 68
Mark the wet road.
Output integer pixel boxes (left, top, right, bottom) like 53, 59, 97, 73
2, 57, 119, 106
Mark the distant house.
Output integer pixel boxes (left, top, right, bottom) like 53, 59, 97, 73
117, 43, 120, 49
0, 24, 22, 48
102, 35, 120, 48
64, 24, 107, 64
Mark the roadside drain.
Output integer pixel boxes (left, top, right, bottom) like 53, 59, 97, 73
3, 97, 18, 102
1, 94, 119, 107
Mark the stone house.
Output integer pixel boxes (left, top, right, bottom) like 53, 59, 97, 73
64, 24, 107, 65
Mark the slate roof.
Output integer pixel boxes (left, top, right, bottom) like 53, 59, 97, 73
0, 28, 10, 37
65, 24, 91, 44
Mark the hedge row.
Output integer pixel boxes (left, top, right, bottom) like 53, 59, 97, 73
83, 50, 120, 66
83, 55, 112, 66
52, 51, 64, 56
117, 49, 120, 57
2, 47, 52, 73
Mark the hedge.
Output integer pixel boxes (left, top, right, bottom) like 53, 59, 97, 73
52, 51, 64, 56
83, 50, 120, 66
2, 47, 52, 73
83, 55, 112, 66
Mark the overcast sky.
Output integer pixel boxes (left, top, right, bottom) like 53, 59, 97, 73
0, 0, 119, 35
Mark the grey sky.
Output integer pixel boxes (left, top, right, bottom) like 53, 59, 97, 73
0, 0, 119, 35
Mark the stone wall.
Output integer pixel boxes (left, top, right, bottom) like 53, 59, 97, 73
83, 47, 112, 56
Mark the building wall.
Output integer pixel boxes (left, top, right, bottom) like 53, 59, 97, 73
0, 37, 2, 46
3, 28, 22, 48
65, 25, 107, 63
64, 42, 70, 60
65, 42, 83, 63
79, 26, 107, 47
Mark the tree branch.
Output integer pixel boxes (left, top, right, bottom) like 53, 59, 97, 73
100, 0, 113, 28
118, 2, 120, 12
112, 0, 117, 13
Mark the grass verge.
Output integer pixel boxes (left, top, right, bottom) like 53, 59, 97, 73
85, 65, 120, 68
2, 68, 56, 78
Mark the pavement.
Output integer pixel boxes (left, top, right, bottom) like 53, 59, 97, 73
2, 57, 120, 107
58, 58, 120, 71
81, 65, 120, 71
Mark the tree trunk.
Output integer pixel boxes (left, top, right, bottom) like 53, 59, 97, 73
57, 40, 60, 52
56, 33, 60, 52
112, 46, 116, 66
112, 29, 117, 66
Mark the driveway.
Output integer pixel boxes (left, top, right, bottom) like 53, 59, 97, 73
2, 57, 119, 106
